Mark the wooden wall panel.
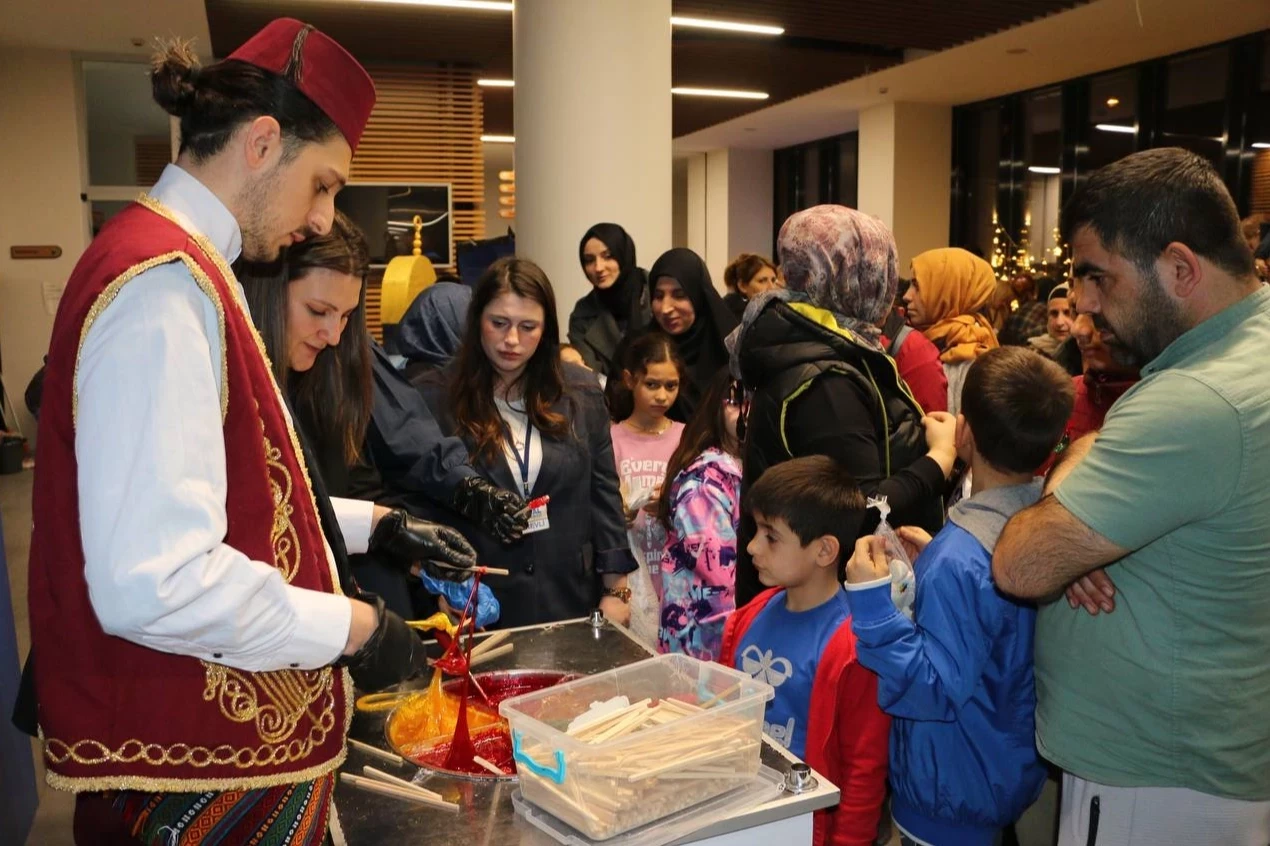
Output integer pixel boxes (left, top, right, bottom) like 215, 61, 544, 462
351, 65, 486, 264
134, 136, 171, 186
1252, 150, 1270, 215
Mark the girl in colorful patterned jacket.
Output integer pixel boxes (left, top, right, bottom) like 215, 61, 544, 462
655, 370, 744, 660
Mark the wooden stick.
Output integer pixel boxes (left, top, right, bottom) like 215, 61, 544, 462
478, 566, 511, 576
467, 643, 514, 668
699, 681, 743, 709
527, 774, 604, 826
340, 773, 460, 813
627, 741, 758, 782
362, 765, 445, 800
347, 738, 403, 766
570, 698, 653, 740
469, 629, 512, 658
472, 755, 505, 776
588, 702, 655, 743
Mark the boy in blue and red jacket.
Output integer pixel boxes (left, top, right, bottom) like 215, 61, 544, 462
845, 347, 1074, 846
720, 455, 889, 846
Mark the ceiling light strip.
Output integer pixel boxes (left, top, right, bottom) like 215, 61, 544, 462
360, 0, 514, 10
671, 86, 769, 100
669, 16, 784, 35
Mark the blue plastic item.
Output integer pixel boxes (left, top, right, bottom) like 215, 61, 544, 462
418, 571, 501, 629
512, 729, 567, 784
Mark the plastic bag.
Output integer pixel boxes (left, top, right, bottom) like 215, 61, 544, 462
419, 571, 501, 630
866, 495, 916, 619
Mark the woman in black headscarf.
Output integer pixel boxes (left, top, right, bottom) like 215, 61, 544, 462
568, 223, 651, 375
646, 248, 739, 422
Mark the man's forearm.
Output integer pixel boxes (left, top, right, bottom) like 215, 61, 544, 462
993, 495, 1127, 599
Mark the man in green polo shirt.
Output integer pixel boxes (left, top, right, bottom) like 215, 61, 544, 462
993, 147, 1270, 846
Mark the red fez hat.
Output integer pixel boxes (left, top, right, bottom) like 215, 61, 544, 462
228, 18, 376, 152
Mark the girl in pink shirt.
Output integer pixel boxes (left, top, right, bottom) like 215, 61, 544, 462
609, 332, 686, 645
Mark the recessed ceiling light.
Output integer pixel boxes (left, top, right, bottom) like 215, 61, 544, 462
1253, 142, 1270, 149
480, 134, 515, 143
360, 0, 514, 9
671, 87, 769, 100
1095, 123, 1137, 134
1106, 97, 1120, 107
670, 16, 784, 36
478, 78, 515, 87
1028, 166, 1061, 175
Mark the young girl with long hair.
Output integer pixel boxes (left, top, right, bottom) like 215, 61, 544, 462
608, 331, 687, 644
415, 257, 637, 627
656, 370, 744, 659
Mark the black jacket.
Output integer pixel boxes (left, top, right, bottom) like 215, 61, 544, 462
567, 283, 651, 376
736, 300, 945, 606
413, 363, 636, 627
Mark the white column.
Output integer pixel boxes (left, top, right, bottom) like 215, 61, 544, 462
858, 102, 952, 270
514, 0, 672, 331
683, 148, 774, 286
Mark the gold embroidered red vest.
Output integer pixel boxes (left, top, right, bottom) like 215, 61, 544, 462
28, 196, 351, 792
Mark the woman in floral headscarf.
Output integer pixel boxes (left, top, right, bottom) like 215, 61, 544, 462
903, 247, 1000, 415
731, 205, 954, 607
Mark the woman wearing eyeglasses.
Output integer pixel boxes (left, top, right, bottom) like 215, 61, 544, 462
655, 371, 744, 661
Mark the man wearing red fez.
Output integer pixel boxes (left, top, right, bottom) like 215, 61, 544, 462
24, 19, 491, 844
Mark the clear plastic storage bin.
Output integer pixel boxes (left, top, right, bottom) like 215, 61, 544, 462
499, 654, 774, 841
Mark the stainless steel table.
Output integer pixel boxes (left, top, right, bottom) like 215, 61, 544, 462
333, 618, 839, 845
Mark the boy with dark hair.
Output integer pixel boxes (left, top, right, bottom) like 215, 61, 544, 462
846, 347, 1074, 846
720, 456, 889, 846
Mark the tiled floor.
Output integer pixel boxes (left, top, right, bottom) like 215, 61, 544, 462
2, 466, 1055, 846
3, 469, 76, 845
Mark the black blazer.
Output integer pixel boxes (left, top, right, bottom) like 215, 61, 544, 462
413, 362, 636, 628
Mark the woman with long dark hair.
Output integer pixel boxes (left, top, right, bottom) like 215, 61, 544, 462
416, 257, 637, 627
656, 370, 744, 660
245, 212, 373, 489
242, 212, 479, 619
568, 223, 651, 375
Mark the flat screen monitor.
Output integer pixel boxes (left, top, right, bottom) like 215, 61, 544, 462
335, 182, 453, 267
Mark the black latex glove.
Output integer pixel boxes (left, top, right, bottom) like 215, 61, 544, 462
450, 475, 529, 544
369, 508, 477, 582
341, 592, 431, 692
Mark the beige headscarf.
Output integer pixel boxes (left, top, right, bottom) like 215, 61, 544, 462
910, 248, 1000, 364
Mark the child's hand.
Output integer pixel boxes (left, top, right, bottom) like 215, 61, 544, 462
896, 526, 933, 561
846, 536, 891, 584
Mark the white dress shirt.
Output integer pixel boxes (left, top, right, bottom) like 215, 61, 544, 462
75, 164, 373, 672
494, 396, 542, 497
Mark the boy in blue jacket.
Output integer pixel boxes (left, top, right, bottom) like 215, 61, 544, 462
845, 347, 1074, 846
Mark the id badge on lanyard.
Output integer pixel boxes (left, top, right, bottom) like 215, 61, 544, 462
512, 418, 550, 534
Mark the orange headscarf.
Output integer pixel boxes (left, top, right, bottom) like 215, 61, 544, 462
910, 248, 1000, 364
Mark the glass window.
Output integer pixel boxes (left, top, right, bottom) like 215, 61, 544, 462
1160, 46, 1230, 170
800, 144, 821, 209
958, 104, 1001, 261
837, 133, 859, 209
84, 61, 171, 187
1023, 88, 1062, 269
1087, 70, 1138, 171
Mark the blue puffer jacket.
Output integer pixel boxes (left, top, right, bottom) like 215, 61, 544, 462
846, 481, 1047, 846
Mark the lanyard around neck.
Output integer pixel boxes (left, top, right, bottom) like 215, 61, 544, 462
506, 412, 533, 498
